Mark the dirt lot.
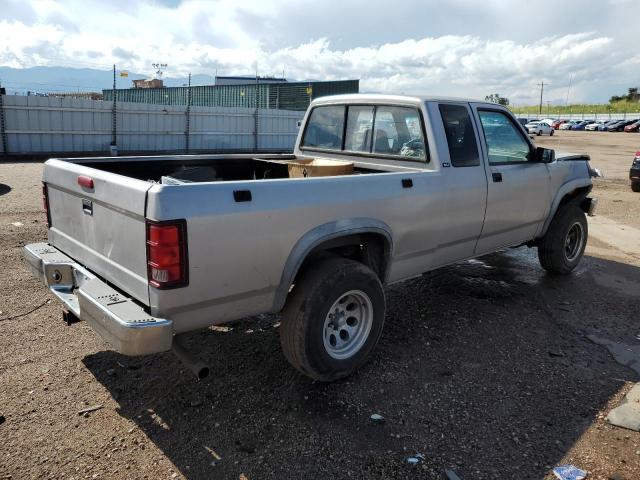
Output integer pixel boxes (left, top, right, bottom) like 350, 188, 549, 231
1, 132, 639, 480
536, 130, 640, 229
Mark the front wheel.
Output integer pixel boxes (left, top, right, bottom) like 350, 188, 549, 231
537, 130, 542, 136
632, 181, 640, 192
538, 204, 588, 275
280, 258, 385, 381
550, 129, 555, 136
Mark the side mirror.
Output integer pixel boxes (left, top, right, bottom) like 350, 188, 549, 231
534, 146, 555, 163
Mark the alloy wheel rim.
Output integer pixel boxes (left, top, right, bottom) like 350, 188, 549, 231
564, 222, 584, 262
322, 290, 373, 360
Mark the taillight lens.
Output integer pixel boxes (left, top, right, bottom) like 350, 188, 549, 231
42, 183, 51, 227
77, 175, 94, 189
146, 220, 188, 289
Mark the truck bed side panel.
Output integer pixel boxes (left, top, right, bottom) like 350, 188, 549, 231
146, 171, 460, 333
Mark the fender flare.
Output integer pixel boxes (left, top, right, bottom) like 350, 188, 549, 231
271, 218, 394, 312
539, 179, 592, 237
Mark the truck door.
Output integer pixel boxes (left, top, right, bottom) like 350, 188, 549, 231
471, 107, 551, 254
428, 102, 488, 266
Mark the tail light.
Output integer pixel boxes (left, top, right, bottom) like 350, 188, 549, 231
42, 183, 51, 227
146, 220, 188, 289
77, 175, 94, 189
635, 150, 640, 158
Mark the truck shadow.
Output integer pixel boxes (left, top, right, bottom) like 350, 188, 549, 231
0, 183, 11, 196
84, 247, 639, 480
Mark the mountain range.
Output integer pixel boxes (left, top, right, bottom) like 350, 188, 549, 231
0, 66, 219, 94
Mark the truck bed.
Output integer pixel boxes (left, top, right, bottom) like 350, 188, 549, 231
42, 153, 427, 312
67, 153, 426, 183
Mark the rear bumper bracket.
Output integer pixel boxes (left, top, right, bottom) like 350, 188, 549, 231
23, 242, 173, 356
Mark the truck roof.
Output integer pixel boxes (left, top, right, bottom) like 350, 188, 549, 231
312, 93, 490, 106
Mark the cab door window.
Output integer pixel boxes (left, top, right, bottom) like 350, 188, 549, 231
478, 110, 531, 164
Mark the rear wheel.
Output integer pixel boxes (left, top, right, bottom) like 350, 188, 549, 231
280, 258, 385, 381
632, 181, 640, 193
550, 129, 554, 136
537, 130, 542, 136
538, 204, 588, 275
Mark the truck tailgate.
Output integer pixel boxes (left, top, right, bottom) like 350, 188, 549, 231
43, 159, 151, 305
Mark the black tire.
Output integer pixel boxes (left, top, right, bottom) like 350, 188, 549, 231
536, 130, 542, 136
632, 181, 640, 193
550, 129, 554, 136
280, 258, 385, 381
538, 204, 588, 275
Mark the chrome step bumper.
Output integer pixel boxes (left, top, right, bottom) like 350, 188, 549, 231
23, 242, 173, 356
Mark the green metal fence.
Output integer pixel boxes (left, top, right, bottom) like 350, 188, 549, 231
103, 80, 359, 111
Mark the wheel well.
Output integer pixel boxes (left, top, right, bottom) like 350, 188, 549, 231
293, 233, 390, 285
558, 185, 592, 212
532, 185, 594, 246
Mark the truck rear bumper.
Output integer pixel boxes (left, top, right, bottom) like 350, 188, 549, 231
23, 242, 173, 356
584, 197, 598, 216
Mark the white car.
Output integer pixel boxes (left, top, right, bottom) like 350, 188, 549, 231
585, 122, 603, 131
525, 121, 554, 136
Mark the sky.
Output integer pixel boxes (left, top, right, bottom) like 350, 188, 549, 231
1, 0, 639, 104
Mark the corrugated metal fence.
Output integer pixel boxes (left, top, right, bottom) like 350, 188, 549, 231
0, 95, 304, 156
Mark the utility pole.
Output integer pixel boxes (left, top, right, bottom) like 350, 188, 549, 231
185, 73, 192, 153
111, 64, 117, 155
537, 81, 547, 115
565, 74, 573, 106
0, 79, 7, 156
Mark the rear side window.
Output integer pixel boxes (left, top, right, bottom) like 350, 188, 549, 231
438, 104, 480, 167
301, 106, 345, 150
373, 106, 426, 159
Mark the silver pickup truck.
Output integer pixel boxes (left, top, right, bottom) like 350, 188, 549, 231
24, 94, 599, 381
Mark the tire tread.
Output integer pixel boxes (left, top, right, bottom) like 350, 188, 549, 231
280, 258, 384, 381
538, 204, 587, 274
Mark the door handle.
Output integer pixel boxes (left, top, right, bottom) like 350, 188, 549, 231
492, 172, 503, 183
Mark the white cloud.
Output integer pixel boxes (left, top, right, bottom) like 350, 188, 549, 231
0, 0, 639, 103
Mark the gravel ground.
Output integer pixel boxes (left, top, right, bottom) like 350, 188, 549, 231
536, 130, 640, 229
1, 147, 639, 480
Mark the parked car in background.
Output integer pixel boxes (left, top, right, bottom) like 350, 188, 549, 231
631, 150, 640, 192
551, 119, 568, 129
572, 120, 595, 131
516, 118, 529, 127
560, 121, 577, 130
624, 120, 640, 132
609, 119, 639, 132
585, 121, 605, 131
606, 120, 625, 132
525, 120, 554, 136
598, 120, 619, 131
